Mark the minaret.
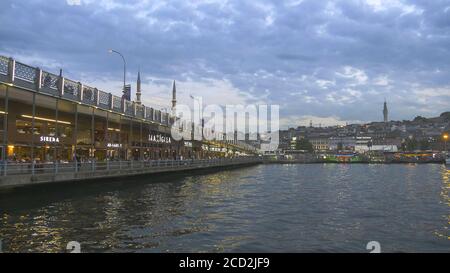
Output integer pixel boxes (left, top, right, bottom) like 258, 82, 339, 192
136, 69, 142, 105
383, 99, 388, 123
171, 80, 177, 110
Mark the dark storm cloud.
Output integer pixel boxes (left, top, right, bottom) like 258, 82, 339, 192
0, 0, 449, 126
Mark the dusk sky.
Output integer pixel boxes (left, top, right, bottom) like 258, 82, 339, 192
1, 0, 449, 128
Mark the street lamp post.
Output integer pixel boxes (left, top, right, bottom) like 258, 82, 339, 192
108, 49, 126, 98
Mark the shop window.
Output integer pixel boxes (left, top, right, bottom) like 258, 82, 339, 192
0, 115, 4, 132
77, 132, 91, 145
108, 130, 120, 143
48, 124, 57, 137
16, 120, 42, 135
48, 124, 73, 138
58, 124, 73, 138
94, 130, 105, 142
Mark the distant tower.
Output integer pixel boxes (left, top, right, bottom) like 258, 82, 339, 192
136, 69, 142, 105
309, 120, 313, 128
383, 99, 388, 123
171, 80, 177, 110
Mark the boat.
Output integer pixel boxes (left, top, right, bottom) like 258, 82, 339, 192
322, 152, 367, 163
391, 152, 444, 164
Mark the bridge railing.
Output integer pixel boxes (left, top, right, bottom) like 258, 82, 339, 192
98, 89, 111, 109
0, 56, 8, 75
81, 85, 97, 105
0, 56, 173, 129
0, 157, 261, 176
40, 71, 59, 96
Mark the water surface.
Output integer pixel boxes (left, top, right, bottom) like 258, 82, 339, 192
1, 164, 449, 252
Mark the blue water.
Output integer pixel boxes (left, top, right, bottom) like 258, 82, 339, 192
0, 164, 449, 252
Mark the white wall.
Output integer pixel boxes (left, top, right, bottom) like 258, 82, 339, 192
354, 145, 398, 152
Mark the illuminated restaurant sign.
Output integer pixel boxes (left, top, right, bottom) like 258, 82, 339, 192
107, 143, 122, 148
148, 134, 171, 143
201, 145, 226, 152
40, 136, 60, 143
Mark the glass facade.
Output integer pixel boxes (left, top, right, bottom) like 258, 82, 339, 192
0, 85, 207, 163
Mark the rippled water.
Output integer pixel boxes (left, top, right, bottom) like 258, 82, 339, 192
0, 164, 449, 252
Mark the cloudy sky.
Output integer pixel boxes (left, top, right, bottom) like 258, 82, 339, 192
1, 0, 449, 128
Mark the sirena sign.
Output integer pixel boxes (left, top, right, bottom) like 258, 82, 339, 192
40, 136, 60, 143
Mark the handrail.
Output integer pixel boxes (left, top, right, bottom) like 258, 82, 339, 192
0, 157, 261, 176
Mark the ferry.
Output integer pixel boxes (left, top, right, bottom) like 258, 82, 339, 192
322, 152, 366, 163
391, 152, 443, 164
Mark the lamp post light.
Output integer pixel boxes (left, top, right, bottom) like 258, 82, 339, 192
443, 133, 449, 152
108, 49, 126, 97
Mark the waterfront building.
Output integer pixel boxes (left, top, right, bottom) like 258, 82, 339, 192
123, 84, 131, 101
355, 136, 372, 146
289, 136, 298, 150
354, 145, 398, 153
328, 136, 356, 151
309, 137, 329, 152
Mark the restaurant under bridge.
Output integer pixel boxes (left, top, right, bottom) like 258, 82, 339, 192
0, 55, 259, 166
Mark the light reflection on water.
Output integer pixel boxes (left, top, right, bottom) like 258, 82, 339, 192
0, 164, 449, 253
436, 168, 450, 241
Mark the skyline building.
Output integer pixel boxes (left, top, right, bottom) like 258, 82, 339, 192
123, 84, 131, 101
383, 100, 388, 123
